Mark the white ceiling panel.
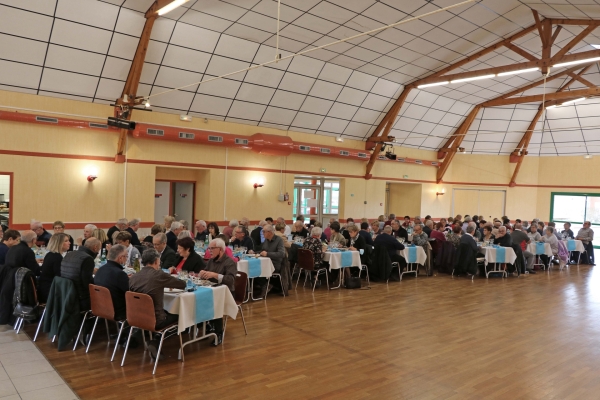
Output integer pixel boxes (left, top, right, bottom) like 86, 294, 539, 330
50, 19, 112, 53
39, 69, 99, 98
0, 5, 54, 41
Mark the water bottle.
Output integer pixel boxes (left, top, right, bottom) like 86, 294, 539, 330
132, 254, 140, 273
204, 237, 209, 248
186, 277, 195, 292
100, 248, 107, 265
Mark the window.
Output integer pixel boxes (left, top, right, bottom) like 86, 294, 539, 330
323, 181, 339, 214
550, 192, 600, 247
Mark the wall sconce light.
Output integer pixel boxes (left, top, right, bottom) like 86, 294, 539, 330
436, 188, 445, 196
87, 175, 98, 182
253, 183, 264, 189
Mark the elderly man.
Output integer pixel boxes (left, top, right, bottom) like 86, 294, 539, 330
292, 221, 309, 238
424, 220, 433, 237
31, 220, 51, 247
277, 217, 292, 237
576, 221, 595, 265
468, 221, 482, 241
125, 218, 141, 246
374, 225, 405, 267
413, 216, 423, 227
4, 230, 39, 274
167, 221, 183, 251
527, 224, 542, 242
195, 220, 208, 242
107, 218, 127, 245
385, 213, 396, 227
491, 220, 502, 236
231, 226, 254, 250
223, 220, 237, 240
61, 238, 101, 310
94, 245, 129, 321
456, 224, 479, 276
260, 224, 285, 273
494, 226, 512, 247
412, 224, 429, 246
79, 224, 97, 246
391, 220, 409, 242
511, 223, 535, 274
0, 229, 20, 265
153, 232, 177, 270
197, 238, 237, 345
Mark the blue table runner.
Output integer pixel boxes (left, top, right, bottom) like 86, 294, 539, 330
247, 258, 262, 278
341, 251, 353, 267
407, 246, 417, 263
567, 240, 576, 251
194, 287, 214, 324
536, 242, 545, 255
495, 246, 506, 263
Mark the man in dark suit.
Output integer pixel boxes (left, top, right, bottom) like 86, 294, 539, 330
358, 222, 374, 245
460, 225, 479, 253
166, 221, 183, 251
374, 226, 405, 264
4, 230, 39, 275
494, 226, 513, 247
107, 218, 128, 244
125, 218, 141, 246
153, 233, 177, 270
251, 221, 265, 253
391, 220, 408, 242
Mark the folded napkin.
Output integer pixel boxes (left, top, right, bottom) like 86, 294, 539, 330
247, 258, 262, 278
330, 248, 341, 253
194, 287, 214, 324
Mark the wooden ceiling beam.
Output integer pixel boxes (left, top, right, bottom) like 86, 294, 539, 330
482, 85, 600, 107
503, 42, 538, 61
552, 24, 598, 60
566, 71, 596, 88
533, 10, 547, 48
549, 25, 562, 48
548, 18, 600, 25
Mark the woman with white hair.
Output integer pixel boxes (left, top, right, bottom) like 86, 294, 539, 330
223, 219, 238, 240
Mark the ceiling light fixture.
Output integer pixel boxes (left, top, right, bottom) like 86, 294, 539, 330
451, 74, 496, 84
584, 154, 593, 159
553, 56, 600, 68
144, 99, 151, 108
417, 81, 449, 89
458, 147, 466, 154
561, 97, 587, 106
497, 67, 540, 77
157, 0, 190, 15
335, 136, 344, 142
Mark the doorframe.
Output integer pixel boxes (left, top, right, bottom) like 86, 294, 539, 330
0, 172, 13, 227
156, 179, 196, 225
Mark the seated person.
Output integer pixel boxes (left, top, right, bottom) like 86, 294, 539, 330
541, 226, 559, 267
31, 220, 52, 247
370, 220, 381, 240
493, 226, 512, 247
312, 222, 328, 242
412, 224, 429, 247
203, 234, 238, 261
562, 222, 574, 239
481, 225, 495, 243
547, 222, 563, 241
401, 216, 413, 229
115, 231, 141, 267
4, 230, 40, 275
468, 222, 482, 241
0, 229, 21, 266
38, 233, 70, 303
166, 221, 183, 251
153, 232, 177, 270
93, 245, 130, 321
78, 224, 97, 246
61, 238, 101, 310
274, 223, 291, 249
143, 224, 164, 246
527, 224, 542, 242
231, 226, 254, 250
53, 221, 75, 251
424, 220, 433, 237
373, 225, 405, 266
260, 224, 285, 273
347, 224, 368, 267
430, 222, 446, 255
125, 219, 142, 246
303, 226, 326, 269
576, 221, 595, 265
491, 220, 502, 236
358, 222, 374, 246
511, 222, 535, 273
196, 238, 238, 345
329, 221, 346, 246
447, 225, 462, 249
292, 221, 309, 239
391, 220, 408, 242
170, 237, 205, 274
129, 249, 186, 359
92, 228, 111, 251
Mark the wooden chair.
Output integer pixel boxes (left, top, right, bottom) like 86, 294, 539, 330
86, 285, 128, 362
228, 272, 248, 335
121, 291, 183, 375
295, 249, 329, 292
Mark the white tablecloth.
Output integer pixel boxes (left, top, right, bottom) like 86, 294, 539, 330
237, 257, 274, 278
323, 251, 361, 270
481, 246, 517, 265
397, 246, 427, 265
562, 239, 585, 253
163, 285, 238, 334
527, 242, 553, 257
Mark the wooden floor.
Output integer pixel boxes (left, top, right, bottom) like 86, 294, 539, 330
24, 262, 600, 399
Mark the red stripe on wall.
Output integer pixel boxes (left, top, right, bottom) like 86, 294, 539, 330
10, 222, 155, 230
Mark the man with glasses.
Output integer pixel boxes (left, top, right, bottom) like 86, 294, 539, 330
153, 233, 177, 270
231, 226, 254, 250
199, 238, 237, 346
53, 221, 74, 251
576, 221, 595, 265
31, 220, 51, 247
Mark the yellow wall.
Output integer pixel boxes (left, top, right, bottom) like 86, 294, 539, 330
388, 183, 422, 217
2, 89, 600, 227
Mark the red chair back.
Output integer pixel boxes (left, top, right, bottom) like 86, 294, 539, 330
89, 284, 116, 321
297, 249, 315, 271
125, 291, 156, 332
234, 271, 248, 305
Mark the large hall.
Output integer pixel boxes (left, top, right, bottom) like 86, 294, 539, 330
1, 0, 600, 399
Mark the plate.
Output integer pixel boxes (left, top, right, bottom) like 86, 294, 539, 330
164, 288, 184, 293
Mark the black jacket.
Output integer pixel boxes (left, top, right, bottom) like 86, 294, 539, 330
4, 241, 40, 275
231, 236, 254, 250
494, 234, 513, 247
0, 263, 18, 324
60, 246, 96, 310
358, 230, 373, 245
251, 227, 262, 252
174, 251, 205, 273
126, 227, 141, 246
0, 242, 8, 265
374, 233, 405, 259
350, 234, 369, 265
160, 245, 178, 270
195, 230, 208, 242
36, 229, 52, 247
93, 260, 129, 320
392, 226, 409, 241
38, 252, 63, 303
166, 231, 178, 251
106, 226, 120, 244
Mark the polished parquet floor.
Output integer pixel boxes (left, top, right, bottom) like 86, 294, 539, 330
23, 261, 600, 399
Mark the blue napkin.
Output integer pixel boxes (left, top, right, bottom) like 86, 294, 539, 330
247, 258, 262, 278
567, 240, 576, 251
194, 287, 214, 324
407, 246, 417, 263
536, 242, 545, 255
341, 251, 353, 267
294, 242, 303, 248
330, 248, 341, 253
495, 246, 506, 263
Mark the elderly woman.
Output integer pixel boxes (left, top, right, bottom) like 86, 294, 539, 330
92, 228, 111, 251
447, 225, 462, 249
143, 224, 163, 247
304, 226, 325, 269
223, 219, 238, 240
177, 230, 193, 240
170, 237, 205, 274
370, 220, 381, 239
482, 225, 495, 243
293, 221, 309, 238
38, 233, 70, 303
274, 222, 291, 249
329, 221, 346, 246
541, 226, 559, 268
163, 215, 175, 230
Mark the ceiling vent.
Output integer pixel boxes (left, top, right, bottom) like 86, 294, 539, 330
299, 145, 311, 151
397, 158, 405, 162
147, 128, 164, 136
208, 135, 222, 142
357, 153, 368, 158
415, 160, 423, 164
320, 148, 331, 154
179, 132, 195, 140
88, 122, 108, 129
339, 150, 349, 156
235, 138, 248, 145
35, 116, 58, 123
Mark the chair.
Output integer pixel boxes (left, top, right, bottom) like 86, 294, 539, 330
121, 291, 183, 375
266, 273, 285, 299
232, 272, 248, 335
295, 249, 329, 292
358, 245, 372, 287
86, 285, 128, 362
14, 274, 39, 334
33, 303, 46, 341
73, 309, 95, 351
